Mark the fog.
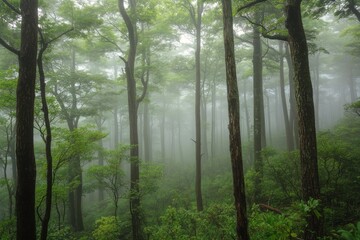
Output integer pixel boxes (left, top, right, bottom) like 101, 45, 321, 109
0, 1, 359, 239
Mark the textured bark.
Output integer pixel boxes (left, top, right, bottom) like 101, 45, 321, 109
221, 0, 250, 239
16, 0, 38, 239
285, 1, 323, 239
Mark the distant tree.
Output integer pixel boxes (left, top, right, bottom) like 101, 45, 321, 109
87, 146, 129, 218
182, 0, 204, 212
252, 10, 266, 202
221, 0, 250, 239
0, 67, 17, 218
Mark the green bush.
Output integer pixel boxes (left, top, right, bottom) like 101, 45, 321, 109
92, 216, 120, 240
249, 205, 304, 240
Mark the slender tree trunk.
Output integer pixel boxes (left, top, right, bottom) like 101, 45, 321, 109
118, 0, 144, 238
66, 49, 84, 232
221, 0, 249, 239
38, 39, 54, 240
312, 53, 320, 130
285, 1, 323, 238
211, 80, 216, 162
279, 41, 294, 151
194, 0, 204, 212
252, 11, 264, 202
285, 44, 299, 149
143, 100, 151, 162
114, 108, 119, 148
265, 92, 272, 146
16, 1, 38, 239
161, 97, 166, 162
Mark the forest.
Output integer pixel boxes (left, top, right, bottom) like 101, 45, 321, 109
0, 0, 360, 239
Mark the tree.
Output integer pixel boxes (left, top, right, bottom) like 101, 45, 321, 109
36, 24, 73, 240
286, 2, 323, 238
252, 10, 266, 202
221, 0, 250, 239
16, 0, 38, 239
0, 1, 38, 238
87, 146, 128, 218
0, 67, 17, 218
118, 0, 149, 238
237, 0, 323, 238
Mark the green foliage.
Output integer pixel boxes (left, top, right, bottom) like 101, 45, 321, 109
47, 227, 76, 240
338, 222, 360, 240
0, 217, 16, 240
147, 203, 236, 240
249, 205, 304, 240
92, 216, 120, 240
139, 162, 163, 196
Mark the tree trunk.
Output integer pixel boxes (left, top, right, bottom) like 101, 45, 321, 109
16, 1, 38, 239
279, 41, 294, 151
221, 0, 250, 239
118, 0, 144, 238
285, 1, 323, 238
194, 0, 204, 212
66, 49, 84, 232
252, 11, 264, 202
285, 44, 299, 149
38, 38, 54, 240
211, 80, 216, 162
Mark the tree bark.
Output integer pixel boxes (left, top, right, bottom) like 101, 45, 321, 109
16, 0, 38, 239
221, 0, 250, 239
285, 1, 323, 238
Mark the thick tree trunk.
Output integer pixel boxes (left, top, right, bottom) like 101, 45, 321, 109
221, 0, 250, 239
16, 1, 38, 239
285, 1, 323, 239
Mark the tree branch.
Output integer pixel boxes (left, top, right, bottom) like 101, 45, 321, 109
348, 0, 360, 22
2, 0, 20, 14
0, 37, 20, 55
242, 15, 288, 41
95, 29, 125, 54
47, 28, 74, 45
237, 0, 267, 13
